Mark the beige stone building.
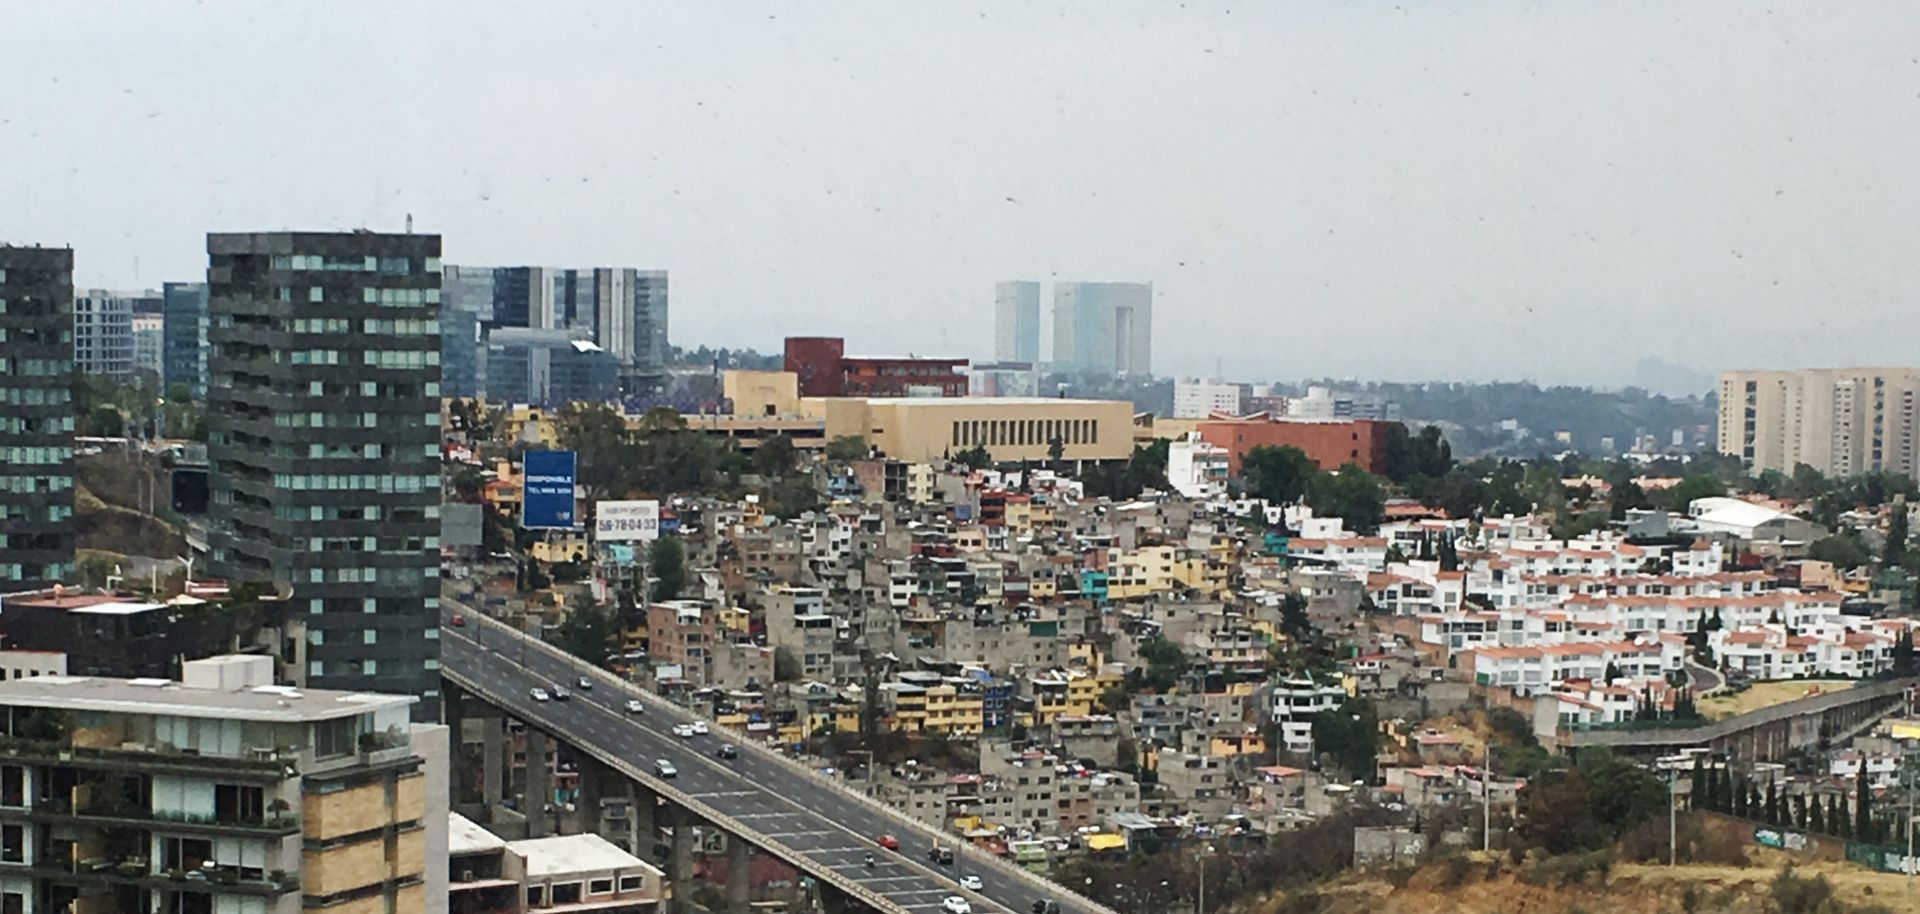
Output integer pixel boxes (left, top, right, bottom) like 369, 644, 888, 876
0, 654, 443, 914
1718, 367, 1920, 479
823, 397, 1136, 464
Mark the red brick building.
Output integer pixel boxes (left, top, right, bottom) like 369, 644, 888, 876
1196, 417, 1393, 476
783, 336, 967, 397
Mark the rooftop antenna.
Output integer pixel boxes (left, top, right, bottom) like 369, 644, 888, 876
405, 213, 414, 234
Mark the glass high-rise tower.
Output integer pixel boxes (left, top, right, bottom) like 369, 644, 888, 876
0, 245, 76, 593
206, 231, 444, 716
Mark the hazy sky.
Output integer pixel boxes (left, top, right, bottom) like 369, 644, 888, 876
5, 2, 1916, 388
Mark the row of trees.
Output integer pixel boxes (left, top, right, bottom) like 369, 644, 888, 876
1241, 445, 1389, 532
1693, 760, 1905, 845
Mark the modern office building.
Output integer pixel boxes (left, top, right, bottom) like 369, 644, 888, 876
485, 328, 620, 406
163, 282, 210, 398
1718, 367, 1920, 480
1172, 378, 1247, 418
132, 313, 164, 379
0, 246, 76, 594
0, 654, 446, 914
1052, 281, 1152, 375
205, 231, 444, 716
994, 280, 1041, 363
441, 265, 669, 398
968, 361, 1041, 398
72, 289, 142, 378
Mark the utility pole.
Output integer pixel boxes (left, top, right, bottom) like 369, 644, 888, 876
1482, 742, 1491, 852
1669, 764, 1678, 867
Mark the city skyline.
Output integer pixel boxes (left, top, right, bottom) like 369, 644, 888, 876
5, 3, 1918, 388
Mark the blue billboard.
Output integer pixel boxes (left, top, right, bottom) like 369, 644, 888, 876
522, 450, 578, 530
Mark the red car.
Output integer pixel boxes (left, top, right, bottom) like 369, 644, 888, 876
876, 834, 900, 851
451, 614, 467, 627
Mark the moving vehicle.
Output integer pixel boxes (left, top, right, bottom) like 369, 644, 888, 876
625, 699, 646, 715
450, 614, 466, 627
715, 744, 739, 760
654, 759, 678, 778
942, 897, 972, 914
672, 724, 696, 738
576, 676, 593, 690
550, 685, 571, 701
689, 721, 710, 735
1030, 901, 1060, 914
529, 688, 552, 702
875, 834, 900, 851
928, 845, 954, 865
864, 852, 875, 869
959, 874, 982, 891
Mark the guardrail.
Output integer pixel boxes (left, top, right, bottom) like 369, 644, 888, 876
448, 598, 1125, 914
442, 632, 905, 914
1563, 677, 1915, 749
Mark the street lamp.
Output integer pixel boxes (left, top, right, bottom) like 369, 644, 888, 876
1197, 844, 1216, 914
1656, 754, 1694, 867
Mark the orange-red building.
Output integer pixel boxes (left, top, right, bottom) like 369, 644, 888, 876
1196, 417, 1393, 476
783, 336, 967, 397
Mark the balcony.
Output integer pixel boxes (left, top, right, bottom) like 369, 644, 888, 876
0, 737, 293, 783
13, 855, 300, 896
9, 796, 301, 837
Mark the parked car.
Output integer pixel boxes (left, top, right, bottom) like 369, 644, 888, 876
654, 759, 678, 778
942, 896, 972, 914
529, 688, 552, 702
625, 699, 646, 715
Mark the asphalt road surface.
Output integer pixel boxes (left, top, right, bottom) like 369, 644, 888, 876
442, 608, 1109, 914
1685, 661, 1725, 694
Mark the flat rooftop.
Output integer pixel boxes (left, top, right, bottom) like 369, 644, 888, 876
0, 676, 415, 723
855, 396, 1120, 407
449, 812, 508, 856
509, 833, 658, 879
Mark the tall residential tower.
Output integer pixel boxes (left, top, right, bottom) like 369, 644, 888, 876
1718, 367, 1920, 480
1052, 281, 1152, 375
206, 231, 444, 715
0, 246, 76, 593
994, 280, 1041, 363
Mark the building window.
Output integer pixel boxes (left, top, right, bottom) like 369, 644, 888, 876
589, 878, 615, 895
619, 875, 644, 892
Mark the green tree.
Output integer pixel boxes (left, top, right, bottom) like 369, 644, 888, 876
1136, 639, 1189, 693
1310, 699, 1379, 779
1307, 463, 1387, 533
773, 647, 801, 682
825, 435, 869, 461
1658, 475, 1728, 510
1808, 531, 1873, 570
752, 433, 799, 477
84, 404, 125, 438
648, 536, 686, 602
1885, 503, 1908, 567
1241, 445, 1315, 505
556, 402, 635, 498
551, 600, 618, 669
954, 444, 992, 470
1855, 770, 1875, 842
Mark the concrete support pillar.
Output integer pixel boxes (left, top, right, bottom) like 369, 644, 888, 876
527, 728, 555, 838
819, 884, 854, 914
631, 781, 658, 855
667, 806, 695, 914
573, 755, 603, 837
727, 833, 753, 914
481, 718, 506, 809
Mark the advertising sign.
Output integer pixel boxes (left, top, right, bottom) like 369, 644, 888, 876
522, 450, 578, 530
595, 500, 660, 542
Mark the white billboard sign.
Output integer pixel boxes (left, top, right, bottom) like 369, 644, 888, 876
595, 500, 660, 542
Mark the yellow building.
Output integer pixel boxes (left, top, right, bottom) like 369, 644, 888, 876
723, 370, 807, 418
823, 397, 1136, 464
531, 531, 590, 564
923, 684, 985, 738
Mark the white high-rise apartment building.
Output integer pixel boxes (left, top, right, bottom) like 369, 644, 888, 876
1052, 281, 1152, 375
1172, 378, 1245, 418
1718, 367, 1920, 479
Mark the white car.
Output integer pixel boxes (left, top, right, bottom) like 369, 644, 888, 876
654, 759, 678, 778
959, 874, 983, 891
689, 721, 710, 735
529, 688, 552, 702
625, 700, 646, 715
942, 896, 972, 914
672, 724, 696, 738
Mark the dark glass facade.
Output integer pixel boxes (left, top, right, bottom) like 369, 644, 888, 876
0, 246, 76, 593
162, 281, 209, 398
205, 232, 443, 717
